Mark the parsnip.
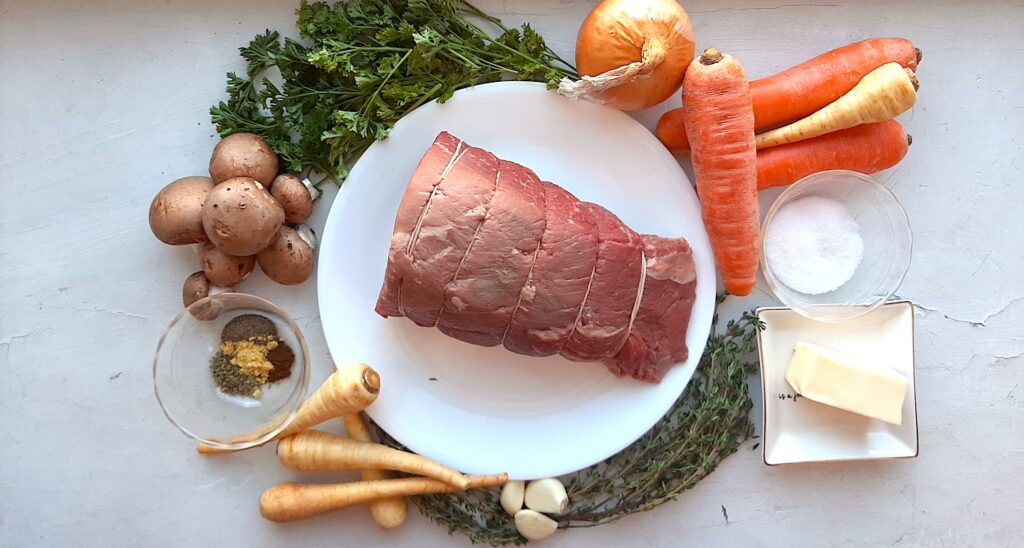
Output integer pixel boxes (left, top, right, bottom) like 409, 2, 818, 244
198, 363, 380, 454
341, 412, 408, 529
259, 474, 509, 522
755, 63, 918, 149
278, 430, 470, 489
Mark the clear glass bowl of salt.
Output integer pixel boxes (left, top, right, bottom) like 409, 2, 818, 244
760, 170, 912, 322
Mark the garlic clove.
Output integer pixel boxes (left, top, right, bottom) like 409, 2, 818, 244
500, 480, 525, 516
514, 509, 558, 541
524, 478, 568, 514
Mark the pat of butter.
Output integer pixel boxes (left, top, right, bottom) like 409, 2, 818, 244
785, 341, 907, 425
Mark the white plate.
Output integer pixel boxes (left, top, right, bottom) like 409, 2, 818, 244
317, 82, 716, 479
757, 301, 919, 465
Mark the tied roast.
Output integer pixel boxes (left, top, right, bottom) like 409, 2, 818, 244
375, 132, 697, 383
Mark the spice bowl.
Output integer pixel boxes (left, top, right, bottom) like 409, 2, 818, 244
153, 293, 311, 449
760, 170, 912, 322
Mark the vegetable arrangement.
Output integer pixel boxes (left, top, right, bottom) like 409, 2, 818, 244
371, 305, 764, 545
754, 62, 918, 149
654, 36, 922, 290
657, 37, 921, 182
657, 38, 920, 152
198, 363, 509, 526
147, 0, 927, 543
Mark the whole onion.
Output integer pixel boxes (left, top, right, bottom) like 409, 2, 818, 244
559, 0, 696, 111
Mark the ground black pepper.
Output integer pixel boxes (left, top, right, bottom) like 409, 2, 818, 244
221, 314, 277, 342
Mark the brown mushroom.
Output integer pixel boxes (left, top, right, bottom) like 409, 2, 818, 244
256, 226, 315, 285
209, 133, 279, 186
182, 271, 211, 307
202, 177, 284, 256
149, 176, 214, 245
200, 242, 256, 286
269, 174, 314, 224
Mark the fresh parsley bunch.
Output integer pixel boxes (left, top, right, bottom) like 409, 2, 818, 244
211, 0, 577, 182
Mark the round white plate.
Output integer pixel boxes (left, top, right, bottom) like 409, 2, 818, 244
318, 82, 716, 479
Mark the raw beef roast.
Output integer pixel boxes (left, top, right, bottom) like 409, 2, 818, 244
375, 132, 697, 383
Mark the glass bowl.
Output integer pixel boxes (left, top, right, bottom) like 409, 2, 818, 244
153, 293, 311, 449
760, 170, 912, 322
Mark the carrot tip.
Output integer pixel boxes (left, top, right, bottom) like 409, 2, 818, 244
907, 134, 913, 146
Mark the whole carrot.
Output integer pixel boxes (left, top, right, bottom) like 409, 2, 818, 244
655, 108, 689, 153
658, 37, 920, 153
752, 37, 919, 129
683, 48, 759, 296
757, 120, 911, 190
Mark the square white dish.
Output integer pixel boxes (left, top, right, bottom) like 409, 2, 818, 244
757, 300, 919, 465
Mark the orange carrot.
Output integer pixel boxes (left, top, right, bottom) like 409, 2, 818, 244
757, 121, 911, 190
658, 38, 920, 153
755, 63, 917, 149
752, 38, 919, 130
683, 48, 759, 296
655, 108, 689, 152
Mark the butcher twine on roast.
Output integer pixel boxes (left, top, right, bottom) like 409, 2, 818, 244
375, 132, 697, 383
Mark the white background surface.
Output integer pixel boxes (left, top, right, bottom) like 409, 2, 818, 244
1, 0, 1021, 546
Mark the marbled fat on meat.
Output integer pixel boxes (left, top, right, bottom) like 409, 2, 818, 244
436, 160, 547, 346
560, 203, 644, 363
605, 235, 697, 382
376, 132, 462, 318
396, 142, 499, 327
502, 182, 598, 356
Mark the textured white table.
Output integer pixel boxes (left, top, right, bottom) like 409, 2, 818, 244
2, 1, 1021, 546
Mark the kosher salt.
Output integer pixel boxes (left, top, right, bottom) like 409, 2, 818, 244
764, 196, 864, 295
